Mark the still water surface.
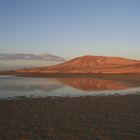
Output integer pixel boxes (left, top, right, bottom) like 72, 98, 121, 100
0, 75, 140, 99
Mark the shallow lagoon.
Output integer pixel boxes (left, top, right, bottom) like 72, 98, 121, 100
0, 75, 140, 99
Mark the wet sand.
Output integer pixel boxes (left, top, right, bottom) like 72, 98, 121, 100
0, 94, 140, 140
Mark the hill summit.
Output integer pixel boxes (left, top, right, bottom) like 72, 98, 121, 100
14, 55, 140, 74
50, 55, 139, 68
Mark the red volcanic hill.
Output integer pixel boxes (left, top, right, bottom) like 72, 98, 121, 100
14, 55, 140, 74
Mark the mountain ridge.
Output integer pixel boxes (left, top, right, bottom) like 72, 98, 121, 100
47, 55, 139, 68
12, 55, 140, 75
0, 55, 140, 75
0, 53, 65, 61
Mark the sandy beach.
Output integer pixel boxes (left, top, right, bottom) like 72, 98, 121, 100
0, 94, 140, 140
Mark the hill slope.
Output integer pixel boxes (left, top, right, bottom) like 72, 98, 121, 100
14, 55, 140, 74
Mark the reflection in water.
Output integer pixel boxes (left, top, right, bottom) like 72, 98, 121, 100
0, 76, 140, 99
57, 78, 129, 91
0, 77, 64, 91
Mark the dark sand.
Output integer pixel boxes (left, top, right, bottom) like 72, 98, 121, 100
0, 94, 140, 140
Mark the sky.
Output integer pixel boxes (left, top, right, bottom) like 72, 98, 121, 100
0, 0, 140, 59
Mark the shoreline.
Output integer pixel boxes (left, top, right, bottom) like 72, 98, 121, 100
1, 72, 140, 77
1, 73, 140, 83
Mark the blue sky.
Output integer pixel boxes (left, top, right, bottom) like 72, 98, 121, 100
0, 0, 140, 59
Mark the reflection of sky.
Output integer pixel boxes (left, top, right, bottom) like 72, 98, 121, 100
0, 76, 140, 99
0, 77, 64, 91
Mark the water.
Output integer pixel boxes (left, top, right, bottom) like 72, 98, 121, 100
0, 75, 140, 99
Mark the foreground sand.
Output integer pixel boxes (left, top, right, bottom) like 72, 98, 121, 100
0, 94, 140, 140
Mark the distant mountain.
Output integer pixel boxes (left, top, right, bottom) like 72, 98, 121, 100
14, 55, 140, 74
1, 55, 140, 75
46, 55, 140, 68
0, 53, 65, 61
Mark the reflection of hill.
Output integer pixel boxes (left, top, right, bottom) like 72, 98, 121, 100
57, 78, 129, 91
